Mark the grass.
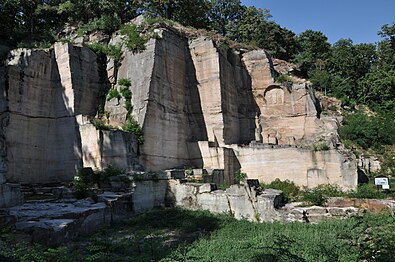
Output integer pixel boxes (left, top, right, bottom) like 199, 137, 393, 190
2, 208, 395, 261
261, 178, 395, 206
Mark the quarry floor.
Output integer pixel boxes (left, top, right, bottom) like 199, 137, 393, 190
2, 207, 395, 262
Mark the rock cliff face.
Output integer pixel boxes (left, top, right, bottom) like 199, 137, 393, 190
0, 24, 357, 199
1, 43, 138, 185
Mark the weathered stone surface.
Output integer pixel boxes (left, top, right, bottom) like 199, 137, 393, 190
168, 180, 284, 222
0, 23, 357, 191
0, 183, 22, 208
4, 43, 108, 183
132, 180, 167, 213
327, 197, 395, 213
6, 114, 80, 183
198, 183, 216, 193
0, 173, 5, 184
8, 178, 168, 245
233, 147, 357, 190
10, 200, 110, 246
77, 115, 139, 170
358, 156, 381, 174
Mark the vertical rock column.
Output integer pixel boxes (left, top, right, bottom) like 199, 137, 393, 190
189, 37, 225, 145
4, 43, 105, 184
115, 29, 194, 171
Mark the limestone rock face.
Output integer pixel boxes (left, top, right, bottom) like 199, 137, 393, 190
234, 147, 356, 190
0, 24, 357, 190
242, 51, 333, 145
2, 43, 137, 185
77, 115, 139, 170
5, 47, 79, 183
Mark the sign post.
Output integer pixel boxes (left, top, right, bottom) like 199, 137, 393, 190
374, 176, 390, 192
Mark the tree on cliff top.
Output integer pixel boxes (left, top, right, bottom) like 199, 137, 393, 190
294, 30, 331, 77
209, 0, 245, 37
143, 0, 211, 29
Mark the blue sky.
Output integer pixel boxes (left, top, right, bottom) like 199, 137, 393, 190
241, 0, 395, 44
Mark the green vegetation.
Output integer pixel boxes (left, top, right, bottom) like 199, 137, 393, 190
274, 73, 294, 88
87, 43, 123, 69
2, 208, 395, 262
120, 24, 147, 52
301, 184, 343, 206
104, 78, 144, 144
77, 15, 121, 36
16, 41, 53, 49
72, 165, 125, 199
340, 111, 395, 150
261, 179, 300, 202
90, 118, 112, 131
106, 88, 121, 102
116, 78, 133, 115
347, 183, 388, 199
110, 78, 144, 144
122, 118, 144, 144
234, 169, 247, 184
312, 141, 330, 151
261, 178, 395, 205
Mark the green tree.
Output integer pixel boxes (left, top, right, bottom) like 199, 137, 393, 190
143, 0, 211, 29
236, 6, 271, 45
294, 30, 331, 77
340, 111, 395, 149
357, 69, 395, 111
209, 0, 245, 37
236, 7, 298, 61
262, 22, 299, 61
325, 39, 377, 103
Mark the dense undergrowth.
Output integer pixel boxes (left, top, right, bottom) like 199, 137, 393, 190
262, 179, 395, 206
1, 208, 395, 262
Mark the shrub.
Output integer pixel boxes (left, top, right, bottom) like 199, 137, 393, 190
234, 170, 247, 184
120, 87, 132, 101
313, 141, 330, 151
122, 118, 144, 144
106, 88, 121, 101
97, 104, 105, 118
302, 184, 344, 206
17, 41, 52, 49
120, 24, 147, 52
103, 164, 124, 177
262, 179, 300, 202
274, 73, 293, 88
216, 39, 229, 51
117, 78, 133, 115
340, 111, 395, 150
72, 168, 95, 199
347, 183, 387, 199
118, 78, 131, 88
350, 213, 395, 261
88, 43, 123, 69
77, 15, 121, 35
91, 118, 112, 131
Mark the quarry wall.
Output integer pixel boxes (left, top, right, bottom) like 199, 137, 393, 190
0, 26, 357, 198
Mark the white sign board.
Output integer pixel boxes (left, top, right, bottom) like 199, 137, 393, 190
382, 184, 390, 190
375, 177, 389, 186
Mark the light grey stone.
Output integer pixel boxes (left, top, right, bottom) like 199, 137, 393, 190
198, 183, 215, 193
0, 183, 22, 208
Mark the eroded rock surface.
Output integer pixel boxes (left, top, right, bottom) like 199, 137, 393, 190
0, 23, 357, 200
167, 179, 362, 223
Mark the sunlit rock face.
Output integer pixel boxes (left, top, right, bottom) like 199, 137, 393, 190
2, 44, 111, 183
0, 25, 356, 189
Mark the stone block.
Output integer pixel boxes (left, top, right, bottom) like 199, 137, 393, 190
197, 191, 229, 213
0, 183, 22, 208
198, 183, 216, 194
0, 173, 5, 184
164, 169, 185, 180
